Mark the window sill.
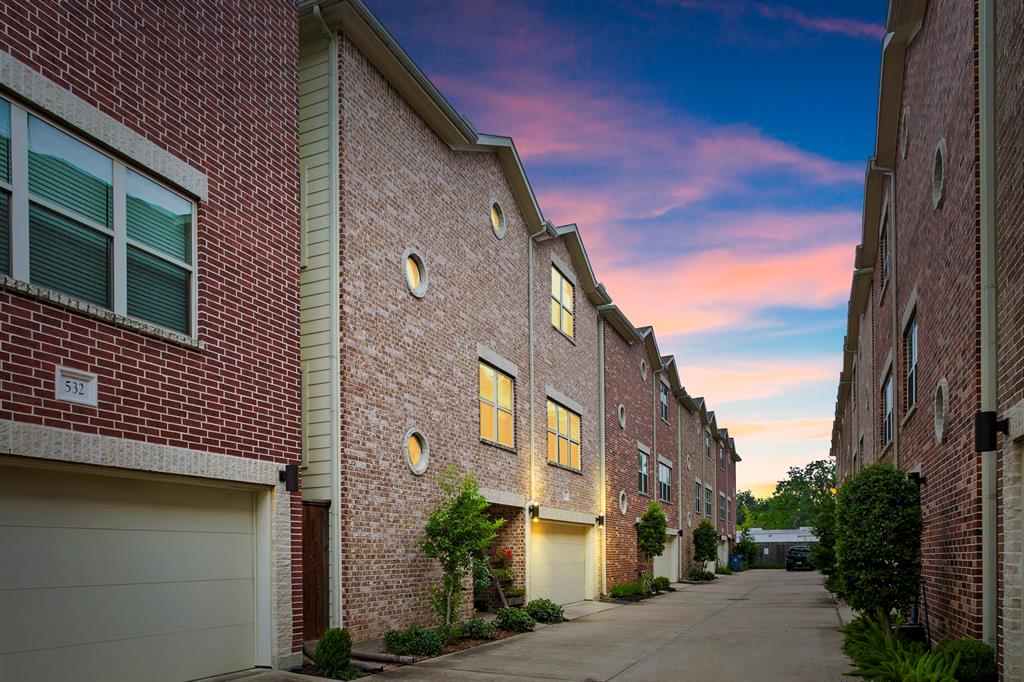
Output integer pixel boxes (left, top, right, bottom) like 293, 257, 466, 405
547, 460, 582, 475
552, 325, 577, 346
658, 497, 672, 504
3, 276, 204, 351
879, 276, 890, 305
880, 442, 893, 459
638, 491, 651, 498
901, 403, 918, 428
480, 438, 517, 453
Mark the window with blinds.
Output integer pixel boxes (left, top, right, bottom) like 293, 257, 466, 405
2, 97, 195, 335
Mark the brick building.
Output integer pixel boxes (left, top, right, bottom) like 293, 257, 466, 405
830, 0, 1024, 676
0, 2, 304, 679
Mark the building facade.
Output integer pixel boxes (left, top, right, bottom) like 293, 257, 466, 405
0, 2, 305, 679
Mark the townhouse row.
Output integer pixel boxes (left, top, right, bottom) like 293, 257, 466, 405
829, 0, 1024, 678
0, 1, 740, 680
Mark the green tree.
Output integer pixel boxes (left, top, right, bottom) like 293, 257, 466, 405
637, 502, 667, 565
736, 527, 757, 567
744, 459, 835, 529
420, 466, 504, 635
810, 493, 838, 591
835, 462, 922, 623
693, 519, 718, 567
736, 489, 757, 527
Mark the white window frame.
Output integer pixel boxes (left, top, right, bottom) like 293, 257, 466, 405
704, 432, 711, 460
546, 399, 581, 471
905, 316, 918, 410
479, 361, 514, 448
638, 450, 649, 494
719, 444, 725, 470
882, 370, 894, 445
657, 461, 671, 502
704, 485, 712, 516
659, 382, 670, 422
719, 491, 726, 521
3, 96, 198, 337
694, 479, 702, 514
550, 265, 574, 338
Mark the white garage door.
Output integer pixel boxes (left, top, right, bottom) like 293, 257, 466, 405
0, 464, 257, 682
530, 521, 588, 605
653, 535, 678, 582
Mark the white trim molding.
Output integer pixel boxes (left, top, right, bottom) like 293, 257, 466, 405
477, 344, 518, 378
545, 386, 585, 416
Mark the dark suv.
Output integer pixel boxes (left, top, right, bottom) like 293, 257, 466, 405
785, 545, 812, 571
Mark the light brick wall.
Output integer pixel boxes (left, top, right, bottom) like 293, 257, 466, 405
0, 0, 303, 653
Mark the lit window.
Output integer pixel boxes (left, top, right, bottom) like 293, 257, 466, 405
404, 250, 427, 297
659, 383, 670, 422
550, 266, 574, 337
882, 371, 894, 445
704, 486, 712, 516
694, 482, 702, 513
905, 316, 918, 410
479, 362, 514, 448
546, 399, 581, 470
658, 462, 671, 502
5, 104, 195, 334
405, 429, 428, 475
638, 450, 649, 494
490, 202, 504, 238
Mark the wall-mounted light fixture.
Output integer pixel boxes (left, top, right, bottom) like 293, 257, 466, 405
279, 463, 299, 492
596, 515, 605, 527
975, 410, 1009, 452
528, 500, 540, 522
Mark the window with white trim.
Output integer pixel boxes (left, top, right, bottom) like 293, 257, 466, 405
882, 370, 894, 446
479, 362, 514, 448
659, 383, 669, 422
3, 100, 197, 331
704, 485, 712, 516
694, 481, 702, 513
638, 450, 649, 494
550, 266, 574, 338
546, 399, 581, 470
719, 444, 725, 470
657, 461, 671, 502
1, 98, 196, 334
905, 315, 918, 411
719, 491, 726, 520
704, 432, 711, 460
880, 218, 890, 284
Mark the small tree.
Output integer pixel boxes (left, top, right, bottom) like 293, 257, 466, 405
637, 502, 667, 570
693, 519, 718, 568
835, 462, 922, 623
420, 466, 504, 635
736, 527, 757, 567
810, 493, 838, 592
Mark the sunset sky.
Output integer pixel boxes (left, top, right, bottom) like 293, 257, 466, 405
369, 0, 887, 498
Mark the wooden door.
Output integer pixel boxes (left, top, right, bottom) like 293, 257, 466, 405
302, 500, 330, 641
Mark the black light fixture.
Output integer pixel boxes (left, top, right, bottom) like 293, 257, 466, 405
528, 501, 540, 521
279, 463, 299, 492
975, 410, 1009, 452
908, 470, 926, 487
596, 515, 605, 527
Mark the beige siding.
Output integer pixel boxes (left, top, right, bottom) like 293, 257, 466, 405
299, 37, 336, 501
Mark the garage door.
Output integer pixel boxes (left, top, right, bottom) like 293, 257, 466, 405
530, 521, 588, 605
653, 535, 678, 582
0, 464, 257, 682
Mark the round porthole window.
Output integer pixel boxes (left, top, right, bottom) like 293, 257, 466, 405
640, 360, 648, 380
686, 511, 693, 528
617, 404, 626, 429
403, 249, 428, 298
618, 490, 628, 515
934, 378, 949, 444
490, 202, 505, 239
932, 139, 946, 209
405, 428, 429, 475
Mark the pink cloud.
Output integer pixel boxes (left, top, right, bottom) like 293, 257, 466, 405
678, 357, 838, 405
728, 417, 834, 443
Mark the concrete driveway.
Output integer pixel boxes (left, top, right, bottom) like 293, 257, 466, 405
379, 569, 849, 681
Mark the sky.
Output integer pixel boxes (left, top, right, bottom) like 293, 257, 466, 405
367, 0, 887, 498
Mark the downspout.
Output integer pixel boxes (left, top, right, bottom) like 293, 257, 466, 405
677, 402, 683, 578
979, 0, 997, 647
526, 220, 548, 597
597, 316, 607, 595
312, 3, 344, 628
874, 161, 899, 467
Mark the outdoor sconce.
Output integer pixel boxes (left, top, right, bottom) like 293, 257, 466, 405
529, 501, 540, 521
279, 464, 299, 492
975, 410, 1009, 452
677, 529, 685, 537
908, 470, 927, 487
596, 515, 605, 527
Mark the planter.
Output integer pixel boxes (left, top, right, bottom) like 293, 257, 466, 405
898, 623, 928, 645
506, 596, 525, 607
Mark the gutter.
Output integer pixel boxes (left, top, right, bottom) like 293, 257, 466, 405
978, 0, 997, 647
311, 3, 345, 628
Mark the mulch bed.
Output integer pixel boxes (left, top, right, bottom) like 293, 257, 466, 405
436, 629, 518, 656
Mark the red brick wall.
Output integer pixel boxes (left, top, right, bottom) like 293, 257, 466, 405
0, 0, 303, 650
716, 435, 727, 536
336, 34, 535, 639
654, 369, 680, 534
678, 405, 702, 573
479, 506, 526, 610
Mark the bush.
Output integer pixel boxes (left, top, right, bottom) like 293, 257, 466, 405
525, 598, 564, 623
841, 612, 959, 682
495, 607, 535, 632
652, 576, 671, 592
687, 567, 715, 581
384, 624, 444, 657
933, 639, 996, 682
736, 528, 757, 567
715, 565, 733, 575
315, 628, 352, 679
458, 617, 497, 641
693, 520, 718, 566
609, 578, 651, 598
836, 462, 922, 618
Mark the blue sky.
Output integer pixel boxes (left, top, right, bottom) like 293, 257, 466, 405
367, 0, 887, 496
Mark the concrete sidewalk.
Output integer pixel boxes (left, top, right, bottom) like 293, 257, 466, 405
378, 570, 849, 681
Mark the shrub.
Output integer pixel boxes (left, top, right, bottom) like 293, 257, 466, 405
315, 628, 352, 679
652, 576, 671, 592
836, 462, 922, 620
525, 598, 564, 623
459, 617, 497, 641
383, 624, 444, 657
715, 565, 732, 575
841, 612, 959, 682
637, 502, 668, 562
933, 639, 996, 682
687, 567, 715, 581
736, 528, 757, 567
495, 607, 535, 632
811, 494, 838, 591
693, 520, 718, 567
610, 578, 652, 598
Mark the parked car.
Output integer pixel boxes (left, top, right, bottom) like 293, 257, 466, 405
785, 545, 812, 571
